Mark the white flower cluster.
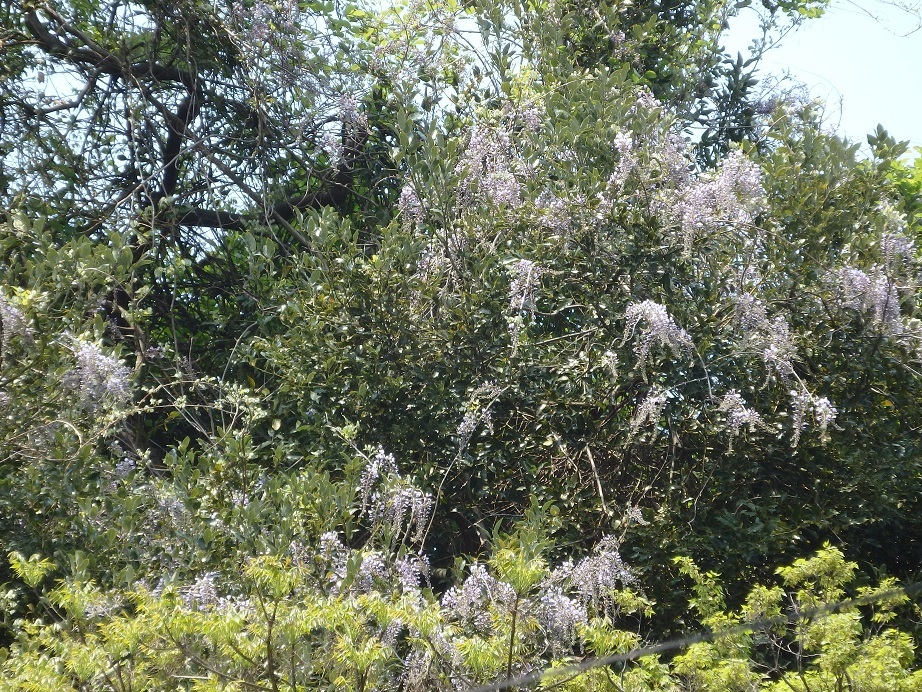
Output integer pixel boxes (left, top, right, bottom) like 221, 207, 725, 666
456, 124, 522, 208
837, 266, 902, 335
669, 150, 766, 254
62, 339, 132, 413
790, 389, 837, 447
718, 390, 765, 446
622, 300, 693, 377
733, 294, 797, 380
0, 293, 34, 357
442, 563, 517, 632
359, 448, 433, 544
629, 385, 668, 440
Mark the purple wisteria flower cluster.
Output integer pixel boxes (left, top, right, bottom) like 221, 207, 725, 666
398, 183, 425, 229
536, 190, 571, 234
183, 572, 219, 609
836, 266, 903, 335
359, 448, 434, 544
507, 259, 543, 351
629, 385, 668, 440
790, 389, 838, 447
551, 536, 635, 615
62, 339, 132, 413
455, 124, 522, 209
666, 150, 766, 254
733, 293, 797, 380
718, 390, 766, 447
621, 300, 693, 377
457, 382, 501, 451
0, 293, 34, 358
442, 563, 517, 632
509, 259, 542, 313
536, 586, 588, 653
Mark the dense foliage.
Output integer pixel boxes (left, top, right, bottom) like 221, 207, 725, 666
1, 0, 922, 688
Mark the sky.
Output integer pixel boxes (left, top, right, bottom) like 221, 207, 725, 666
722, 0, 922, 153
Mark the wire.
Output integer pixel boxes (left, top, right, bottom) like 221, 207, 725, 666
466, 581, 922, 692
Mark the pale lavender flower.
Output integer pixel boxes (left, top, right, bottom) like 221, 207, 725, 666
62, 340, 132, 412
881, 232, 915, 268
369, 484, 433, 544
608, 131, 637, 189
354, 551, 388, 592
399, 183, 425, 228
507, 258, 542, 352
184, 572, 219, 609
718, 390, 764, 444
320, 131, 344, 163
0, 294, 34, 356
537, 586, 587, 651
762, 317, 796, 379
154, 487, 188, 528
456, 124, 521, 208
360, 449, 433, 543
734, 292, 769, 332
314, 531, 350, 586
718, 150, 765, 216
442, 564, 516, 631
674, 182, 718, 253
457, 408, 479, 446
382, 620, 403, 649
625, 505, 648, 526
569, 536, 635, 614
509, 259, 542, 312
360, 448, 399, 511
483, 170, 521, 207
631, 88, 661, 117
837, 266, 902, 334
629, 385, 668, 439
839, 267, 872, 311
396, 554, 430, 591
115, 457, 136, 478
622, 300, 693, 376
654, 130, 692, 187
790, 389, 838, 448
669, 150, 764, 253
457, 382, 500, 450
337, 94, 366, 126
402, 649, 434, 692
521, 105, 542, 133
508, 314, 526, 353
537, 191, 570, 234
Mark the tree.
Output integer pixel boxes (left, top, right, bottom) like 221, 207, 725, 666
1, 0, 921, 682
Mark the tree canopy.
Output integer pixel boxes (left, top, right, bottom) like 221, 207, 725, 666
1, 0, 922, 688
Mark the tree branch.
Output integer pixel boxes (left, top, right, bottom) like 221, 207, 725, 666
25, 10, 196, 88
